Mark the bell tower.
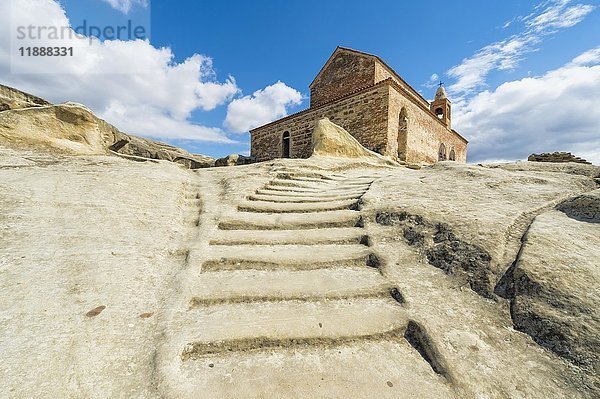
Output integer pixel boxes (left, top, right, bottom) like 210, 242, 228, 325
430, 82, 451, 129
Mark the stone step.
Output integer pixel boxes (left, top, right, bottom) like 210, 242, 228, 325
174, 340, 455, 398
187, 268, 392, 306
201, 244, 374, 272
248, 193, 363, 203
261, 185, 369, 195
275, 175, 337, 184
238, 199, 359, 213
254, 188, 366, 198
218, 210, 362, 230
209, 227, 368, 245
274, 171, 340, 180
268, 179, 335, 189
174, 297, 408, 359
268, 179, 371, 191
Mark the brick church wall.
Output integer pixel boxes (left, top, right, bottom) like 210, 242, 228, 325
251, 83, 390, 162
374, 63, 429, 109
387, 84, 467, 163
309, 51, 376, 108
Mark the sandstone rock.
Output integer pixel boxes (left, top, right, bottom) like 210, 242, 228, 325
1, 148, 599, 398
311, 118, 396, 165
497, 201, 600, 377
214, 153, 253, 167
556, 190, 600, 223
376, 211, 495, 298
0, 84, 50, 111
111, 135, 215, 169
0, 86, 214, 169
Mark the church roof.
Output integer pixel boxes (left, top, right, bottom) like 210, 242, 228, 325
309, 46, 430, 107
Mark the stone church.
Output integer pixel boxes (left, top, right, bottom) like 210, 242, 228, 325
250, 47, 468, 163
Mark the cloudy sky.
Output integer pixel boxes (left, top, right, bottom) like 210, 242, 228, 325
1, 0, 599, 163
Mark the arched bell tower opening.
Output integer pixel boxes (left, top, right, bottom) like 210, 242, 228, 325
398, 107, 408, 160
282, 131, 291, 158
430, 83, 452, 129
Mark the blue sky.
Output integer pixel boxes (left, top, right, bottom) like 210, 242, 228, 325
2, 0, 600, 162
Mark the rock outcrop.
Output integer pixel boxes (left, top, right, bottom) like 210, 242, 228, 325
496, 193, 600, 378
557, 191, 600, 223
0, 84, 50, 111
0, 85, 214, 168
311, 118, 397, 165
528, 152, 592, 164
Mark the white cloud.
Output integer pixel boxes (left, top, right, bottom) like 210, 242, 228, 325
525, 1, 594, 31
447, 0, 595, 98
0, 0, 239, 143
100, 0, 148, 14
568, 46, 600, 66
102, 101, 235, 143
454, 46, 600, 164
224, 81, 303, 133
423, 73, 439, 89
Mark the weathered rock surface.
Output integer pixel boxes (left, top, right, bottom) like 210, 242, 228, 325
557, 190, 600, 223
0, 84, 50, 111
498, 198, 600, 384
0, 147, 201, 397
1, 144, 599, 398
0, 85, 214, 168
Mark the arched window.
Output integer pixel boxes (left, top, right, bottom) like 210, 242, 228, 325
398, 108, 408, 158
438, 143, 447, 161
282, 131, 291, 158
449, 149, 456, 161
399, 108, 408, 132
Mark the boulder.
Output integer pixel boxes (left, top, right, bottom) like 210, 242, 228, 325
311, 118, 396, 165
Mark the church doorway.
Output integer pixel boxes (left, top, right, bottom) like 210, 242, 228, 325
282, 131, 291, 158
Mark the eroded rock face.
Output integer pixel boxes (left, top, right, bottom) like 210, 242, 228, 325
557, 191, 600, 223
112, 135, 215, 168
0, 88, 214, 169
376, 211, 494, 298
497, 200, 600, 377
0, 84, 50, 111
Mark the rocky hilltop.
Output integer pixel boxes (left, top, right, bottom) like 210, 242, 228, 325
0, 84, 215, 168
0, 90, 599, 398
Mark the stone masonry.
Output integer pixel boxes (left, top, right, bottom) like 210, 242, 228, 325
250, 47, 468, 164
